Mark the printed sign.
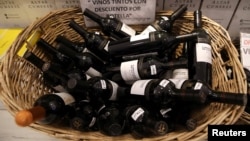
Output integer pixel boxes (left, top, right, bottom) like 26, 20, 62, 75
228, 0, 250, 42
201, 0, 240, 30
80, 0, 156, 27
240, 32, 250, 71
163, 0, 202, 12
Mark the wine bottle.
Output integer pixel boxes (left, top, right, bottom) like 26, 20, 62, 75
123, 105, 169, 138
55, 42, 105, 77
107, 55, 188, 83
15, 92, 76, 126
83, 8, 136, 40
70, 100, 99, 131
140, 4, 187, 35
69, 19, 112, 63
98, 102, 126, 136
130, 78, 247, 106
171, 43, 189, 79
67, 76, 122, 102
169, 79, 247, 106
55, 35, 85, 53
107, 30, 198, 57
37, 38, 75, 71
187, 10, 212, 86
23, 51, 69, 92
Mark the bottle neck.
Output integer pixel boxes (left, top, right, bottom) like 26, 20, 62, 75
194, 10, 202, 29
208, 91, 247, 106
37, 38, 58, 56
170, 4, 187, 22
23, 51, 45, 69
15, 106, 46, 127
83, 8, 102, 25
69, 20, 89, 39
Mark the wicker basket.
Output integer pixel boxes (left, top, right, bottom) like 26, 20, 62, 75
0, 8, 248, 141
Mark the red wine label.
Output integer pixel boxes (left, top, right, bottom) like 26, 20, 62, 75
120, 60, 141, 81
169, 79, 186, 89
131, 107, 145, 121
196, 43, 212, 64
52, 85, 68, 93
54, 92, 75, 105
108, 80, 119, 101
121, 23, 136, 36
130, 79, 152, 95
172, 68, 189, 79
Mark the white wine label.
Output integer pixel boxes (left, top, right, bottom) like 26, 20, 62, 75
196, 43, 212, 64
160, 108, 172, 118
121, 23, 136, 36
240, 32, 250, 71
160, 16, 169, 21
139, 25, 157, 35
169, 79, 186, 89
150, 65, 157, 75
130, 79, 152, 95
172, 68, 189, 79
100, 79, 107, 89
130, 34, 149, 42
53, 85, 68, 93
104, 41, 110, 51
131, 107, 145, 121
120, 60, 141, 81
108, 80, 119, 101
85, 67, 102, 77
88, 117, 97, 127
80, 0, 156, 27
159, 79, 170, 87
54, 92, 75, 105
194, 82, 203, 90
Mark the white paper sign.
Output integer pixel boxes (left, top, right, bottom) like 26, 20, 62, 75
80, 0, 156, 27
240, 32, 250, 71
163, 0, 202, 12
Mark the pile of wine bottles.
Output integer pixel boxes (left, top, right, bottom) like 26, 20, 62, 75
15, 5, 248, 139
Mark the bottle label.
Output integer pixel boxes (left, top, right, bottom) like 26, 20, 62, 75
159, 79, 170, 87
121, 23, 136, 36
52, 85, 68, 93
120, 60, 141, 81
150, 65, 157, 75
160, 108, 172, 118
130, 79, 152, 95
100, 80, 107, 89
89, 117, 97, 127
130, 34, 149, 42
131, 107, 145, 121
85, 67, 102, 77
169, 79, 186, 89
139, 25, 156, 35
196, 43, 212, 64
194, 82, 203, 90
172, 69, 189, 79
104, 41, 110, 51
54, 92, 75, 105
160, 16, 169, 21
108, 80, 119, 101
